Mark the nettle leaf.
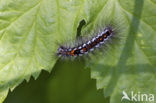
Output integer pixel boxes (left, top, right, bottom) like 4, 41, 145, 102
85, 0, 156, 103
0, 0, 156, 103
0, 0, 86, 102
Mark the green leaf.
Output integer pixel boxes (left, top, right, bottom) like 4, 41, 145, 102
0, 0, 86, 102
85, 0, 156, 102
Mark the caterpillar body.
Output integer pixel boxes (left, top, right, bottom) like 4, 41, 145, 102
57, 26, 115, 58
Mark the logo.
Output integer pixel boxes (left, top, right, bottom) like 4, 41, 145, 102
121, 91, 154, 102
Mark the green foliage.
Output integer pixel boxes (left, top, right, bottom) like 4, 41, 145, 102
0, 0, 155, 103
87, 0, 156, 102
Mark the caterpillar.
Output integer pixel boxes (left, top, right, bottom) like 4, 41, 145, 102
57, 25, 117, 58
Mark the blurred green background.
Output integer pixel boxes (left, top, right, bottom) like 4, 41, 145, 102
4, 60, 109, 103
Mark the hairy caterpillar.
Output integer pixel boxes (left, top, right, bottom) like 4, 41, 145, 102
56, 20, 122, 59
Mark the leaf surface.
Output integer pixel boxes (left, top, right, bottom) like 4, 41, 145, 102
86, 0, 156, 102
0, 0, 86, 102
